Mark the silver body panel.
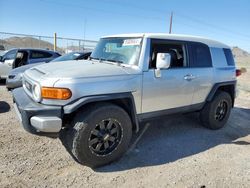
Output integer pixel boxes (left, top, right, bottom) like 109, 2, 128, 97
210, 47, 236, 83
142, 69, 194, 112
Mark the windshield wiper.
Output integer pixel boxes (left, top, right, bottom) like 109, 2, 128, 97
89, 57, 101, 61
90, 57, 123, 64
104, 59, 123, 64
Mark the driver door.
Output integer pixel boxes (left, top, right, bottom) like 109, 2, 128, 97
141, 39, 195, 114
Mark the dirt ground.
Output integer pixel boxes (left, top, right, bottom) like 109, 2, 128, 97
0, 78, 250, 188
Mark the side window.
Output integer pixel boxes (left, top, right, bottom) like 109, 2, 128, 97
150, 39, 187, 69
3, 50, 16, 61
30, 51, 53, 59
189, 43, 212, 67
223, 48, 235, 66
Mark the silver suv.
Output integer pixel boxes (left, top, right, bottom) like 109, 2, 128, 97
13, 33, 237, 167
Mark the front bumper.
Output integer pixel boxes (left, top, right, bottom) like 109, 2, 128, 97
13, 88, 62, 136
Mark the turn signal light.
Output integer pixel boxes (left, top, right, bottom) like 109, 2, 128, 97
41, 87, 72, 100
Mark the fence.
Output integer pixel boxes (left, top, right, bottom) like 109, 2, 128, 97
0, 32, 98, 54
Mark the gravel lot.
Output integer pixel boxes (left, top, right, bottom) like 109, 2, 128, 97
0, 79, 250, 188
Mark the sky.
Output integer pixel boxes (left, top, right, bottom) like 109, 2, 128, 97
0, 0, 250, 51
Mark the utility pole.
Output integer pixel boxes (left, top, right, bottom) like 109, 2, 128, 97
54, 32, 57, 51
169, 11, 173, 34
83, 19, 87, 51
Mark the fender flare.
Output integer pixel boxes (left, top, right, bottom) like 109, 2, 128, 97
63, 92, 140, 132
206, 81, 236, 105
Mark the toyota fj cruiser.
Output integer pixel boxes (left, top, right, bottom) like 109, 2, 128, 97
13, 33, 237, 167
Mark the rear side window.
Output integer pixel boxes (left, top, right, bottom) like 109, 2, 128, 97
30, 51, 53, 59
188, 43, 212, 67
223, 48, 235, 66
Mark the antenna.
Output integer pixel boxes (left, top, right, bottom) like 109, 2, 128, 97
169, 12, 173, 34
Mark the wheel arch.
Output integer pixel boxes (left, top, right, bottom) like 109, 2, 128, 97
63, 93, 140, 132
206, 81, 236, 107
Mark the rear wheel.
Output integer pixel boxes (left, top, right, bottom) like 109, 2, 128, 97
62, 103, 132, 168
200, 91, 232, 130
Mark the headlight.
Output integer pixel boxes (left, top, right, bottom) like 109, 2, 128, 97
33, 84, 41, 102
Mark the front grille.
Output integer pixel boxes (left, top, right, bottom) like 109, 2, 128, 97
22, 70, 42, 101
24, 80, 33, 93
22, 75, 34, 99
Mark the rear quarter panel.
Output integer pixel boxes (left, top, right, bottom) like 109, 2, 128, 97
210, 47, 236, 83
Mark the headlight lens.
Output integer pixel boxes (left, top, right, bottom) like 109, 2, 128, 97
33, 84, 41, 102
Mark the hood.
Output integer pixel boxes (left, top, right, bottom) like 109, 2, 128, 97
10, 62, 45, 75
28, 60, 141, 79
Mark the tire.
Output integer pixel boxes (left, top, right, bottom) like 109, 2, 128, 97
62, 103, 132, 168
200, 91, 232, 130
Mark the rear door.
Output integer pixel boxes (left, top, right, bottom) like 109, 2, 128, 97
187, 42, 214, 105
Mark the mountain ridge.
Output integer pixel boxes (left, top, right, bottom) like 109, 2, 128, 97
0, 37, 249, 64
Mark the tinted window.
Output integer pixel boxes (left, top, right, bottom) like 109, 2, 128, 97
30, 51, 53, 59
223, 48, 235, 66
189, 43, 212, 67
3, 50, 17, 61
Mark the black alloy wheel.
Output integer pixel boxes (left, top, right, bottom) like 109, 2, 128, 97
214, 100, 228, 121
88, 118, 122, 156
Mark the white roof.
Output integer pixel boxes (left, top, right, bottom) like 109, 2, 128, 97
103, 33, 230, 49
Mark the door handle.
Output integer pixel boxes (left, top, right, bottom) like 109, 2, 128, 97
184, 74, 196, 81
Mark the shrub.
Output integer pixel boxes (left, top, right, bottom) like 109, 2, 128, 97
240, 67, 247, 73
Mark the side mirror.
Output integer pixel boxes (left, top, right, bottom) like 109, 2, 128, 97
155, 53, 171, 78
156, 53, 171, 70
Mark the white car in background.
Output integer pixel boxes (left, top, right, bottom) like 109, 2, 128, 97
0, 48, 60, 80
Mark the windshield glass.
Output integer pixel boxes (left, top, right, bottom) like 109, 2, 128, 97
0, 50, 8, 56
90, 37, 142, 65
51, 52, 83, 62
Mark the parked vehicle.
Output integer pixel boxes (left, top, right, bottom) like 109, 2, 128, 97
13, 33, 238, 167
6, 51, 91, 89
0, 50, 7, 56
0, 45, 5, 51
0, 48, 60, 79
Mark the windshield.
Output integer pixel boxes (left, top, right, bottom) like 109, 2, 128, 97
90, 37, 142, 65
51, 52, 83, 62
0, 50, 8, 56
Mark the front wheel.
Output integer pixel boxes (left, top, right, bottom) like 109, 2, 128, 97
200, 91, 232, 130
63, 103, 132, 168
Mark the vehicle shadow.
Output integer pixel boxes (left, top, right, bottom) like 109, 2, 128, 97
95, 107, 250, 172
0, 101, 10, 113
